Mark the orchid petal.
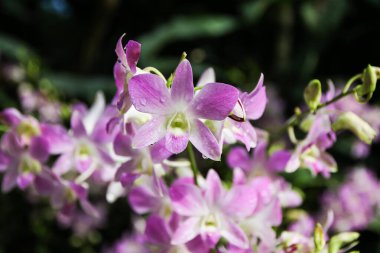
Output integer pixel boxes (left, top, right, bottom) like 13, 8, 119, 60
83, 92, 106, 135
171, 217, 201, 245
113, 132, 136, 157
205, 169, 223, 205
128, 186, 160, 214
113, 62, 126, 93
171, 59, 194, 104
132, 116, 167, 148
53, 153, 73, 175
2, 168, 18, 192
128, 74, 171, 115
125, 40, 141, 74
190, 83, 239, 120
40, 124, 72, 154
70, 110, 87, 137
29, 136, 50, 162
0, 151, 11, 171
268, 150, 292, 172
189, 119, 221, 161
0, 108, 22, 127
170, 183, 208, 216
165, 114, 190, 154
115, 34, 127, 67
224, 185, 257, 217
197, 67, 215, 87
145, 215, 171, 245
17, 173, 34, 190
221, 218, 249, 249
227, 147, 251, 171
150, 138, 172, 163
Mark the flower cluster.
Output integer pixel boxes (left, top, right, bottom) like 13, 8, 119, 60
0, 35, 379, 252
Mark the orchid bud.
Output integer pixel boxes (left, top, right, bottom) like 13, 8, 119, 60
328, 232, 359, 253
332, 112, 376, 144
304, 79, 322, 111
314, 223, 325, 251
354, 65, 377, 103
362, 64, 377, 93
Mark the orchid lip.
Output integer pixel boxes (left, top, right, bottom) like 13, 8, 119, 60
228, 99, 246, 122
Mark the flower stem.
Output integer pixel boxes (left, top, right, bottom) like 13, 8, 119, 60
143, 67, 167, 82
343, 73, 361, 93
187, 143, 199, 185
275, 89, 355, 138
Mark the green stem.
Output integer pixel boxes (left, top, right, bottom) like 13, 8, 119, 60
187, 143, 199, 185
277, 89, 355, 137
343, 73, 361, 93
143, 67, 167, 82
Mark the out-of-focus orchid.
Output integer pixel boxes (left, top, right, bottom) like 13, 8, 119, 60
322, 168, 380, 232
285, 114, 337, 177
170, 169, 257, 249
228, 141, 301, 208
113, 122, 172, 189
53, 93, 118, 184
0, 108, 70, 191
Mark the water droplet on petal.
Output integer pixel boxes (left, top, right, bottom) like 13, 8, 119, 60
160, 97, 166, 103
202, 154, 208, 159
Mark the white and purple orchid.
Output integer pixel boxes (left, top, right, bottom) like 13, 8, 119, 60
128, 59, 239, 160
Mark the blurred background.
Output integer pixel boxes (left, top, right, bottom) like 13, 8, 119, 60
0, 0, 380, 252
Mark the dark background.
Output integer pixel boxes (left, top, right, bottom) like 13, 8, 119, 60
0, 0, 380, 252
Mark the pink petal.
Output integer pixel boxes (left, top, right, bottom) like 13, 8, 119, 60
229, 120, 257, 150
241, 74, 267, 120
197, 67, 215, 87
267, 150, 292, 172
1, 132, 23, 154
29, 136, 50, 162
113, 62, 126, 93
150, 138, 172, 163
145, 215, 171, 245
132, 116, 167, 148
205, 169, 223, 204
165, 114, 190, 154
0, 108, 22, 127
125, 40, 141, 73
170, 183, 208, 216
190, 83, 239, 120
171, 217, 201, 245
115, 34, 127, 67
128, 185, 160, 214
113, 132, 137, 157
53, 153, 73, 175
17, 173, 34, 190
249, 73, 264, 97
40, 124, 73, 154
128, 73, 171, 115
189, 119, 221, 161
0, 151, 11, 171
171, 59, 194, 104
165, 131, 189, 154
70, 110, 87, 137
227, 147, 251, 171
2, 168, 18, 192
232, 168, 247, 185
220, 218, 249, 249
223, 185, 257, 217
